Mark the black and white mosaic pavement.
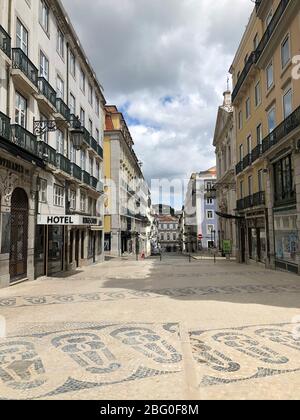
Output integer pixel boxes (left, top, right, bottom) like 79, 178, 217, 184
190, 321, 300, 387
1, 283, 300, 309
0, 323, 182, 400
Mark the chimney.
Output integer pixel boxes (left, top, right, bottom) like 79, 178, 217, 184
223, 90, 232, 107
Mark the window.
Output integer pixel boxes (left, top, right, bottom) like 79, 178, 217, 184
57, 28, 64, 58
239, 144, 244, 161
257, 124, 263, 146
54, 184, 64, 207
80, 68, 85, 93
268, 107, 276, 133
207, 210, 214, 220
69, 93, 76, 115
258, 169, 264, 192
273, 155, 294, 204
238, 110, 243, 130
95, 96, 100, 116
88, 197, 93, 215
80, 150, 86, 170
207, 198, 213, 205
39, 0, 49, 33
69, 50, 76, 77
266, 9, 273, 27
80, 191, 86, 212
281, 35, 290, 68
70, 140, 76, 163
245, 97, 251, 119
96, 128, 100, 143
56, 75, 64, 99
16, 19, 28, 54
89, 119, 93, 136
69, 189, 76, 211
173, 234, 176, 241
80, 108, 85, 127
15, 92, 27, 128
240, 180, 244, 199
88, 83, 93, 105
161, 234, 164, 241
253, 33, 259, 50
247, 135, 252, 155
283, 88, 292, 118
56, 129, 64, 154
266, 61, 274, 90
255, 81, 261, 107
89, 157, 94, 176
39, 178, 47, 203
207, 225, 214, 234
167, 234, 170, 241
96, 162, 100, 180
248, 175, 253, 196
40, 51, 49, 80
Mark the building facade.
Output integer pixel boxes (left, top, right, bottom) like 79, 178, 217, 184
104, 105, 151, 257
213, 91, 237, 256
184, 167, 218, 252
231, 0, 300, 273
157, 214, 179, 252
0, 0, 105, 288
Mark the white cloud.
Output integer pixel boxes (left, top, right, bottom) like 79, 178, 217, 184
62, 0, 253, 204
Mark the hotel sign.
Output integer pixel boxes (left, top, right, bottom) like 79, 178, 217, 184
37, 215, 102, 227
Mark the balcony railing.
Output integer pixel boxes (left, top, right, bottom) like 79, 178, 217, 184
232, 0, 290, 103
243, 153, 253, 168
39, 142, 57, 166
38, 77, 56, 108
236, 161, 244, 176
56, 153, 71, 175
0, 25, 11, 58
90, 137, 98, 152
0, 111, 11, 141
82, 128, 91, 147
90, 176, 98, 189
70, 114, 81, 129
237, 191, 265, 211
12, 48, 38, 87
10, 124, 38, 155
56, 98, 70, 122
71, 163, 82, 181
82, 170, 90, 185
252, 144, 263, 161
97, 145, 103, 159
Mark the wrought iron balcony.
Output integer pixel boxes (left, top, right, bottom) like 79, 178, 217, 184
232, 0, 290, 103
10, 124, 38, 155
90, 176, 98, 189
0, 111, 11, 141
237, 191, 265, 211
82, 170, 90, 185
82, 128, 91, 147
252, 144, 263, 162
90, 136, 98, 152
38, 141, 57, 166
12, 48, 38, 87
56, 98, 70, 122
70, 114, 81, 129
236, 161, 244, 175
0, 25, 11, 58
243, 153, 253, 169
253, 191, 266, 207
97, 144, 103, 159
56, 153, 71, 175
38, 77, 56, 108
71, 163, 82, 181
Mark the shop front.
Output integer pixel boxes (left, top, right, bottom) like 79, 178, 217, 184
36, 215, 103, 277
246, 213, 267, 264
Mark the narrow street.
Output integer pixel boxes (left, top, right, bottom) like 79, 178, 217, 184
0, 255, 299, 400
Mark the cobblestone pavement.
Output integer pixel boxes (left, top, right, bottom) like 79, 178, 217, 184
0, 254, 300, 400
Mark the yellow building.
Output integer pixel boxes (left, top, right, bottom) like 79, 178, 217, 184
230, 0, 300, 273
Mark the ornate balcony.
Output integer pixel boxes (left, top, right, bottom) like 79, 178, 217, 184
39, 141, 57, 166
90, 136, 98, 152
0, 25, 11, 58
237, 191, 265, 211
10, 124, 38, 156
37, 77, 57, 109
71, 163, 82, 181
11, 48, 38, 91
82, 170, 90, 185
232, 52, 257, 103
56, 153, 71, 175
90, 176, 98, 189
97, 144, 103, 159
55, 98, 70, 122
0, 111, 11, 141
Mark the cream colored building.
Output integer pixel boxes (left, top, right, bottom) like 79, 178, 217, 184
213, 90, 237, 256
0, 0, 105, 288
230, 0, 300, 273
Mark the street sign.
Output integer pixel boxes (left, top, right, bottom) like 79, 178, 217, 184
198, 234, 203, 240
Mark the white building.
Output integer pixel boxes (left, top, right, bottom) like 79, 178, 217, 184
0, 0, 105, 288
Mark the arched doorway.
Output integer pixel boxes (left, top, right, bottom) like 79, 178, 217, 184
10, 188, 29, 283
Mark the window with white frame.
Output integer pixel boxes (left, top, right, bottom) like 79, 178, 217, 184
69, 93, 76, 115
257, 123, 262, 146
54, 184, 64, 207
283, 88, 292, 119
255, 81, 261, 107
80, 108, 85, 127
39, 178, 47, 203
15, 92, 27, 128
80, 191, 86, 212
16, 19, 28, 54
56, 129, 64, 155
281, 35, 290, 69
266, 61, 274, 90
56, 75, 64, 99
39, 0, 49, 33
69, 189, 76, 211
57, 28, 64, 58
268, 107, 276, 133
69, 49, 76, 77
89, 157, 94, 176
88, 83, 93, 105
80, 68, 85, 93
96, 128, 100, 143
89, 119, 93, 136
80, 150, 86, 170
247, 135, 252, 155
95, 96, 100, 116
206, 210, 214, 220
39, 50, 49, 80
207, 224, 214, 234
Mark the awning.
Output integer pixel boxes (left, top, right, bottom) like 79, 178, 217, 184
216, 211, 244, 220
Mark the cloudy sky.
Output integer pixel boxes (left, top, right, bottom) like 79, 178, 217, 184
62, 0, 253, 207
